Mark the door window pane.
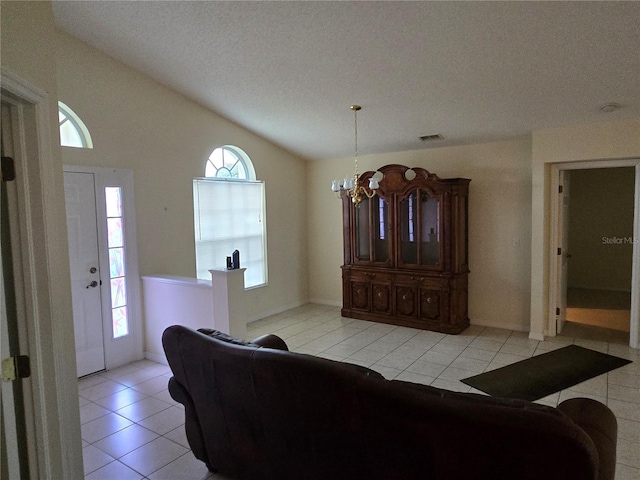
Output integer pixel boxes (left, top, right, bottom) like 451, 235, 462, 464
105, 187, 122, 217
112, 307, 129, 338
110, 277, 127, 308
107, 218, 123, 248
109, 248, 125, 279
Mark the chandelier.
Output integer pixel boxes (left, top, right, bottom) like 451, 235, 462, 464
331, 105, 382, 205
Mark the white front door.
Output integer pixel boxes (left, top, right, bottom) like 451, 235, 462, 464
64, 166, 143, 376
64, 172, 105, 377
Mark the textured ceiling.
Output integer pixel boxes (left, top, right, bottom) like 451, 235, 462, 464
52, 1, 640, 161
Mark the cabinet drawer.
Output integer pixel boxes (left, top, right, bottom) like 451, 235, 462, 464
349, 270, 392, 284
394, 274, 445, 290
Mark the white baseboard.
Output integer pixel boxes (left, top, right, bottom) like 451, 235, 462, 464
470, 318, 529, 333
528, 332, 546, 341
144, 351, 169, 366
246, 300, 308, 324
308, 298, 342, 307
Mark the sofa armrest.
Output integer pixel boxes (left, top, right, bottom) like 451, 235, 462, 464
557, 397, 617, 480
251, 333, 289, 351
168, 377, 215, 472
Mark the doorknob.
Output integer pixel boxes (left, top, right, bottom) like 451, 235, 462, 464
86, 281, 98, 289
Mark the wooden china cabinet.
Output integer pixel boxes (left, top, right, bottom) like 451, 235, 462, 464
341, 164, 471, 334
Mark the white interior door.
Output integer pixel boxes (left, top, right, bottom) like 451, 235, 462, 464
557, 170, 571, 334
64, 172, 105, 377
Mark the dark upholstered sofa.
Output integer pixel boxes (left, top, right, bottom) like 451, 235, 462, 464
162, 325, 618, 480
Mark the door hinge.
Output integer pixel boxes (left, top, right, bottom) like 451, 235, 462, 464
1, 156, 16, 182
1, 355, 31, 382
556, 307, 561, 316
557, 247, 562, 255
559, 185, 563, 194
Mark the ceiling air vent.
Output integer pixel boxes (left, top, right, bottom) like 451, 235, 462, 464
420, 134, 444, 142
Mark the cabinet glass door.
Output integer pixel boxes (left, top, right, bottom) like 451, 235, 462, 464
400, 191, 441, 266
400, 192, 418, 264
355, 197, 370, 261
420, 192, 440, 266
355, 196, 389, 262
372, 196, 389, 262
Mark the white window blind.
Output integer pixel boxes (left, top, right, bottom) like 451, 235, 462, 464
193, 178, 267, 288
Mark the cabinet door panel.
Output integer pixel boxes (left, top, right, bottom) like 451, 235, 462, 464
372, 284, 391, 314
395, 286, 417, 316
351, 282, 370, 310
420, 289, 441, 320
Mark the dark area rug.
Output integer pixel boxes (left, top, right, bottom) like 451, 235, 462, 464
461, 344, 632, 401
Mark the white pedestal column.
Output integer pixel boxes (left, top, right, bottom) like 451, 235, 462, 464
209, 268, 247, 339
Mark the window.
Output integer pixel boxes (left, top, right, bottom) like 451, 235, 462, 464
105, 187, 129, 338
194, 146, 267, 288
205, 145, 255, 179
58, 101, 93, 148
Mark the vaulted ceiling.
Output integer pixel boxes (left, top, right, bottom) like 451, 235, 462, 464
53, 1, 640, 161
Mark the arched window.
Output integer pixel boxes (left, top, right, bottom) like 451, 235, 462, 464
194, 146, 267, 288
205, 145, 255, 180
58, 101, 93, 149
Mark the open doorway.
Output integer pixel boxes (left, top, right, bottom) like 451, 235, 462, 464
565, 168, 634, 342
566, 167, 634, 331
551, 160, 640, 349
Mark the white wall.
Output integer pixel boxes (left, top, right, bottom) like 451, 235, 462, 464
55, 31, 310, 323
308, 137, 533, 331
53, 26, 640, 343
1, 2, 82, 477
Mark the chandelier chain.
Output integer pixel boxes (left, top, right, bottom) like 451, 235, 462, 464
354, 107, 358, 176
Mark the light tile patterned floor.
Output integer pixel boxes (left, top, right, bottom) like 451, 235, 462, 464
80, 304, 640, 479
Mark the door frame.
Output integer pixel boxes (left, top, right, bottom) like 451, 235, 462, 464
1, 68, 83, 477
2, 99, 30, 479
549, 159, 640, 349
556, 170, 571, 334
63, 165, 143, 371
